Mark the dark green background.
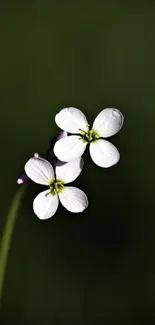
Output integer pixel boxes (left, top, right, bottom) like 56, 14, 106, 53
0, 1, 155, 324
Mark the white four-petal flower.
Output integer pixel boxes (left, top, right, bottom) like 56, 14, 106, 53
24, 157, 88, 220
54, 107, 124, 168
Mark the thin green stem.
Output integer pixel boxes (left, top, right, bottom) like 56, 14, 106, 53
0, 185, 26, 303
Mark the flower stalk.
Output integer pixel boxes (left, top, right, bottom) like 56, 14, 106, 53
0, 185, 26, 303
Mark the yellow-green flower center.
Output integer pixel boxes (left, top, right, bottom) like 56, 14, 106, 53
80, 125, 99, 143
48, 178, 64, 195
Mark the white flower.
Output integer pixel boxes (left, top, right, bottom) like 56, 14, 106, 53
24, 157, 88, 220
53, 107, 124, 168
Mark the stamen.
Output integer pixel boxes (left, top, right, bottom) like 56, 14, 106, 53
48, 179, 64, 195
79, 127, 99, 143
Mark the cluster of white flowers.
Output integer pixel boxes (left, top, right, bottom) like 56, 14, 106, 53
24, 107, 124, 220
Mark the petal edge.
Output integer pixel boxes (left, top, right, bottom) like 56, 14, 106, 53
55, 107, 88, 133
93, 108, 124, 137
55, 157, 84, 184
33, 190, 59, 219
24, 158, 54, 185
54, 136, 87, 162
59, 186, 88, 213
89, 139, 120, 168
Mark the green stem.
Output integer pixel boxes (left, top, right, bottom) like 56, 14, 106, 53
0, 185, 26, 303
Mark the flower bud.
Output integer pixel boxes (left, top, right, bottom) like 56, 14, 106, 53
33, 152, 44, 158
17, 172, 29, 184
50, 131, 67, 148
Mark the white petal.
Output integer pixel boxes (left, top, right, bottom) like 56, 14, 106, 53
59, 186, 88, 213
53, 135, 87, 162
55, 157, 84, 184
33, 190, 59, 220
55, 107, 88, 133
24, 157, 54, 185
89, 139, 120, 168
93, 108, 124, 137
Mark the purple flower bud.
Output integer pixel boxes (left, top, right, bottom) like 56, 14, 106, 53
56, 131, 68, 141
17, 133, 67, 185
50, 131, 67, 148
33, 152, 44, 158
17, 172, 29, 184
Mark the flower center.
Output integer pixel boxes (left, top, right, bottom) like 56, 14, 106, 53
48, 178, 65, 195
80, 125, 99, 143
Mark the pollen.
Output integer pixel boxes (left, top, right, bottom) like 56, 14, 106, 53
48, 178, 65, 195
80, 126, 99, 143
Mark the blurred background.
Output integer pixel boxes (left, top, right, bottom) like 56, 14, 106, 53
0, 0, 155, 324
